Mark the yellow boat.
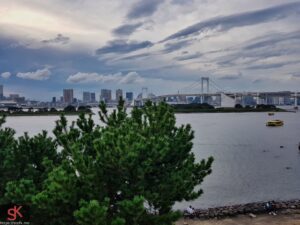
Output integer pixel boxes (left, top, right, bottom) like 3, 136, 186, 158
266, 120, 284, 127
268, 112, 274, 116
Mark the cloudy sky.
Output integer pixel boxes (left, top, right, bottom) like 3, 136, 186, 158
1, 0, 300, 100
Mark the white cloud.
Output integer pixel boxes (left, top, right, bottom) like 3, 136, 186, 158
67, 71, 143, 84
16, 68, 51, 80
1, 72, 11, 79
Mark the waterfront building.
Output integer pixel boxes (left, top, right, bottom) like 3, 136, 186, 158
125, 92, 133, 101
91, 92, 96, 102
242, 95, 256, 106
0, 85, 3, 100
100, 89, 112, 103
83, 92, 91, 103
63, 89, 74, 104
116, 89, 123, 101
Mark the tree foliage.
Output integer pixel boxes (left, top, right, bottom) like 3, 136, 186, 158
0, 101, 213, 225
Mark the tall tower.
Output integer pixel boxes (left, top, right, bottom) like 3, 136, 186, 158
63, 89, 74, 104
116, 89, 123, 101
83, 92, 91, 103
142, 87, 148, 99
0, 85, 3, 100
201, 77, 209, 93
100, 89, 112, 102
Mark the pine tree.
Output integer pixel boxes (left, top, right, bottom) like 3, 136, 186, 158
34, 100, 213, 225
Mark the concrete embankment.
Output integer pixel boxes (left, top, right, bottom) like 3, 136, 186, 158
185, 200, 300, 219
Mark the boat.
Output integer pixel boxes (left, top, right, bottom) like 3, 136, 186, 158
266, 120, 284, 127
268, 112, 274, 116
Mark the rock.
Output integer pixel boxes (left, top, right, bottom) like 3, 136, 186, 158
249, 213, 256, 218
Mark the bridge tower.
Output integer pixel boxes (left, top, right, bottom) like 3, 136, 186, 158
142, 87, 148, 99
201, 77, 209, 104
201, 77, 209, 93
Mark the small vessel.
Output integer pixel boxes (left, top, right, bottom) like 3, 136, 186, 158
266, 120, 284, 127
268, 112, 274, 116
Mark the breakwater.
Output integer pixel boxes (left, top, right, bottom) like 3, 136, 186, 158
185, 200, 300, 219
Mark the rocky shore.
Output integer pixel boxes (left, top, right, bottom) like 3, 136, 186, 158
184, 200, 300, 219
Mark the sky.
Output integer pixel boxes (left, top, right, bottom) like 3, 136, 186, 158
0, 0, 300, 100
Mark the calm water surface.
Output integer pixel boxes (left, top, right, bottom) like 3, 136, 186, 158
4, 110, 300, 209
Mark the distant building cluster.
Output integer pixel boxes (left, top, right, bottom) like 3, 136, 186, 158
0, 84, 136, 108
0, 85, 26, 106
0, 83, 299, 108
50, 88, 135, 107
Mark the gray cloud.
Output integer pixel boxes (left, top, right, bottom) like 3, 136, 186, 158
67, 71, 143, 84
246, 61, 300, 70
244, 31, 300, 50
171, 0, 194, 5
113, 22, 143, 36
96, 39, 153, 55
214, 31, 300, 68
162, 2, 300, 41
162, 40, 192, 53
42, 34, 70, 45
174, 52, 203, 61
119, 53, 151, 60
219, 72, 243, 80
291, 72, 300, 78
127, 0, 164, 19
252, 79, 264, 84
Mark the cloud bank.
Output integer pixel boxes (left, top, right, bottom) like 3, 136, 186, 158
67, 71, 143, 84
1, 72, 11, 79
17, 68, 51, 80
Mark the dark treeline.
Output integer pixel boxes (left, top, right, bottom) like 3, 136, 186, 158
0, 105, 92, 116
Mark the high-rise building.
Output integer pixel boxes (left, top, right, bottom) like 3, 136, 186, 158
125, 92, 133, 101
9, 94, 19, 99
63, 89, 74, 104
0, 85, 3, 100
116, 89, 123, 101
100, 89, 112, 102
91, 93, 96, 102
52, 97, 56, 103
83, 92, 91, 103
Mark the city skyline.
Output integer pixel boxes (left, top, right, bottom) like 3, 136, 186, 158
1, 0, 300, 100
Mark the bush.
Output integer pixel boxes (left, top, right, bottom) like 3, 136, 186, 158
64, 105, 76, 112
256, 104, 276, 110
50, 108, 58, 112
78, 106, 92, 113
234, 104, 243, 109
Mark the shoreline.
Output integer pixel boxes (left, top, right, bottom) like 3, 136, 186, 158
182, 199, 300, 219
177, 209, 300, 225
173, 109, 287, 113
0, 112, 93, 117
